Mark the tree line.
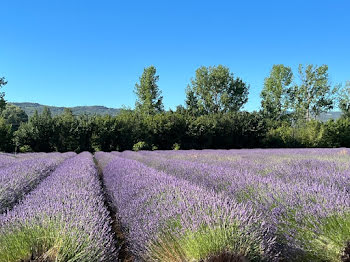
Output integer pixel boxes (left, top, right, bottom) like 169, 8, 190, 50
0, 64, 349, 153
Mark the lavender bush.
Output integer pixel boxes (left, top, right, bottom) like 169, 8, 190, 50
120, 149, 350, 261
0, 152, 117, 262
1, 149, 348, 261
0, 152, 53, 168
97, 153, 274, 261
0, 153, 17, 168
0, 152, 75, 213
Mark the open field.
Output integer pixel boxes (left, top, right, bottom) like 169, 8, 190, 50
0, 149, 349, 261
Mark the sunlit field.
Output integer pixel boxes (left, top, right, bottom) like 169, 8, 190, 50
1, 148, 350, 261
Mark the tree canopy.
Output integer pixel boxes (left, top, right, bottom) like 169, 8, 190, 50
134, 66, 163, 115
0, 77, 8, 113
1, 64, 350, 153
289, 65, 335, 121
15, 107, 54, 152
260, 65, 293, 120
1, 104, 28, 131
186, 65, 249, 114
339, 81, 350, 118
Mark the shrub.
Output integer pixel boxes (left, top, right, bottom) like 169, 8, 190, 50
172, 143, 181, 150
264, 124, 298, 147
133, 141, 149, 151
264, 120, 326, 148
19, 145, 33, 153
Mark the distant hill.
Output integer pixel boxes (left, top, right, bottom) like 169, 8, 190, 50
316, 111, 342, 121
10, 102, 343, 120
281, 111, 342, 122
11, 102, 121, 117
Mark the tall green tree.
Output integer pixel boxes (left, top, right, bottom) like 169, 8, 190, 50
186, 65, 249, 114
91, 114, 118, 152
338, 81, 350, 118
0, 77, 8, 113
1, 104, 28, 131
185, 86, 200, 116
75, 114, 94, 152
289, 64, 335, 121
32, 107, 55, 152
15, 107, 54, 152
53, 108, 79, 152
260, 65, 293, 120
0, 117, 13, 152
134, 66, 163, 114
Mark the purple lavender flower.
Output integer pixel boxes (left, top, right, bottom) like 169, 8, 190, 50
119, 149, 350, 260
0, 152, 117, 262
97, 153, 274, 261
0, 152, 75, 213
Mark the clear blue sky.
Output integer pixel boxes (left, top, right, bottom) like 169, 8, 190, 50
1, 0, 349, 111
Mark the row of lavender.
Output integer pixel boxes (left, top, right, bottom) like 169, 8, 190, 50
96, 152, 276, 261
0, 152, 75, 213
0, 152, 117, 261
118, 149, 350, 261
0, 152, 58, 168
1, 149, 348, 261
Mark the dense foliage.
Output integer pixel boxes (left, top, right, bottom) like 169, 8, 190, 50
1, 108, 347, 153
339, 81, 350, 118
0, 77, 7, 113
260, 64, 293, 121
186, 65, 249, 114
8, 109, 268, 152
0, 64, 349, 153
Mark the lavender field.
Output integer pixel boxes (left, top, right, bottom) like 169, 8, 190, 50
0, 149, 349, 261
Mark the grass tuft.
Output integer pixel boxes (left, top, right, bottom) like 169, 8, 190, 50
145, 223, 263, 262
281, 212, 350, 261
